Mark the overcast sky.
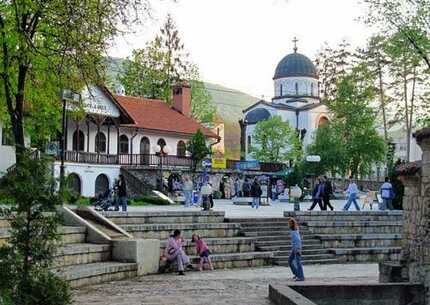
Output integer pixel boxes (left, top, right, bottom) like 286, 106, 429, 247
109, 0, 375, 98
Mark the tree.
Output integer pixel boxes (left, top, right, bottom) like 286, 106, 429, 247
309, 65, 386, 177
250, 116, 302, 163
119, 15, 216, 124
0, 152, 70, 305
187, 129, 211, 170
0, 0, 151, 164
362, 0, 430, 69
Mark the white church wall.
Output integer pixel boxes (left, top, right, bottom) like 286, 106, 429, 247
53, 161, 121, 197
274, 77, 318, 98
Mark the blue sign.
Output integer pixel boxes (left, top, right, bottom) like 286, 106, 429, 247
235, 160, 260, 170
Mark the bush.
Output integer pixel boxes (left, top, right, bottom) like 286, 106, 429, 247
130, 195, 170, 206
212, 191, 222, 199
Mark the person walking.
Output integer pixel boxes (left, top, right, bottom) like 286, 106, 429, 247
115, 174, 128, 212
219, 179, 226, 199
322, 176, 334, 211
288, 217, 305, 281
163, 230, 191, 275
243, 178, 251, 197
343, 177, 360, 211
200, 182, 213, 211
308, 178, 324, 211
234, 178, 240, 198
380, 177, 394, 210
183, 177, 194, 208
250, 178, 262, 209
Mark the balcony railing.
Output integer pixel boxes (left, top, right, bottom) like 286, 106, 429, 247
60, 151, 285, 172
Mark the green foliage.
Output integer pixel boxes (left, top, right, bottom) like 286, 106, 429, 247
130, 196, 170, 206
0, 151, 71, 305
307, 65, 386, 177
250, 116, 302, 163
119, 15, 216, 124
0, 0, 150, 159
187, 129, 211, 169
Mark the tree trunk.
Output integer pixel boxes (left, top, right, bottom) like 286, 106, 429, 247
402, 62, 410, 162
13, 64, 29, 164
407, 67, 417, 162
377, 60, 388, 142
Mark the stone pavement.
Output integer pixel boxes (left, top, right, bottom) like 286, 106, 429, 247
123, 198, 374, 218
73, 264, 378, 305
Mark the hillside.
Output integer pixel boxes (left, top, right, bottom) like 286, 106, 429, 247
106, 57, 259, 159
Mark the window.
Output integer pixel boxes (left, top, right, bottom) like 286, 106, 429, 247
295, 83, 299, 95
247, 135, 252, 154
310, 83, 314, 96
119, 135, 129, 154
72, 130, 85, 151
140, 137, 150, 154
280, 84, 283, 96
1, 128, 13, 146
95, 132, 106, 153
177, 141, 186, 157
95, 174, 109, 196
67, 173, 81, 196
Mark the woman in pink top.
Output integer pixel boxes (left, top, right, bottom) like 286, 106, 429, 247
164, 230, 191, 275
192, 234, 214, 271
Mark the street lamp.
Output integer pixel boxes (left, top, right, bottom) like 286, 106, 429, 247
59, 89, 81, 193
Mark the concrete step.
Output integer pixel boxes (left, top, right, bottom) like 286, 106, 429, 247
240, 226, 309, 232
160, 237, 256, 255
316, 233, 403, 248
226, 218, 290, 223
187, 251, 273, 270
54, 243, 111, 268
54, 262, 137, 288
305, 221, 403, 234
105, 211, 225, 225
246, 232, 317, 240
256, 239, 322, 247
0, 226, 86, 245
330, 247, 402, 263
274, 258, 339, 266
275, 253, 336, 261
121, 222, 241, 239
284, 211, 403, 222
265, 249, 329, 256
257, 244, 324, 252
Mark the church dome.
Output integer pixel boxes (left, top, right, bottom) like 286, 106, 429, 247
274, 52, 317, 79
245, 108, 271, 124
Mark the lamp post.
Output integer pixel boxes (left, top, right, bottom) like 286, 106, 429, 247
59, 89, 81, 193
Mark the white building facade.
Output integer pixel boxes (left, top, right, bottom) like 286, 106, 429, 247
241, 47, 330, 160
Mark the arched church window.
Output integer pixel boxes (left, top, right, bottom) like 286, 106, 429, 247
177, 141, 186, 157
67, 173, 81, 196
72, 130, 85, 152
119, 135, 129, 154
310, 83, 314, 96
247, 135, 252, 154
295, 83, 299, 95
280, 84, 283, 96
95, 132, 106, 153
95, 174, 109, 196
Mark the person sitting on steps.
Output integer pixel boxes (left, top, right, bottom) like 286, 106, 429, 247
161, 229, 193, 275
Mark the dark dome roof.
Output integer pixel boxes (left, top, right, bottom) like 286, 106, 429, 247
245, 108, 271, 124
274, 52, 317, 79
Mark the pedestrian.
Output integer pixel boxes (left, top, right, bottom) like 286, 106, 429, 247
219, 179, 226, 199
250, 178, 262, 209
287, 217, 305, 281
380, 177, 394, 210
271, 184, 277, 201
322, 176, 334, 211
162, 230, 192, 275
183, 177, 194, 208
115, 174, 128, 212
343, 177, 360, 211
200, 182, 213, 211
192, 234, 214, 271
243, 178, 251, 197
308, 178, 324, 211
234, 178, 240, 198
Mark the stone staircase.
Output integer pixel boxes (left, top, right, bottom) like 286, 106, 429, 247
0, 219, 138, 288
227, 218, 338, 265
284, 211, 403, 263
105, 211, 274, 270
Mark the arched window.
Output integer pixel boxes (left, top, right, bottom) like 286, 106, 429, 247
318, 116, 329, 127
67, 173, 81, 196
72, 130, 85, 152
177, 141, 186, 157
95, 132, 106, 153
247, 135, 252, 154
119, 135, 129, 154
157, 138, 167, 154
280, 84, 283, 96
140, 137, 150, 155
310, 83, 314, 96
95, 174, 109, 196
295, 83, 299, 95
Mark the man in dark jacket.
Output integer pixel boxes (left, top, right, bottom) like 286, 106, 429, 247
115, 174, 127, 212
308, 178, 324, 211
322, 176, 334, 211
250, 179, 262, 209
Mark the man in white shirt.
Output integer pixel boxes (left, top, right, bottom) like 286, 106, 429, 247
379, 177, 394, 210
343, 177, 360, 211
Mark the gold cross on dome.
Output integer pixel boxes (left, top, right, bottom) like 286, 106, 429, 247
293, 37, 298, 53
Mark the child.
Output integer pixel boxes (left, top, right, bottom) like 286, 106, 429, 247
191, 234, 214, 271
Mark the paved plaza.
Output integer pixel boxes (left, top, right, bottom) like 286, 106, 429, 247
73, 264, 379, 305
123, 198, 374, 218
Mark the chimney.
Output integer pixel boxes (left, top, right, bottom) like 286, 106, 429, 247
173, 83, 191, 117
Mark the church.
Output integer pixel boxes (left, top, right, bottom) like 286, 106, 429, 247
240, 41, 330, 160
